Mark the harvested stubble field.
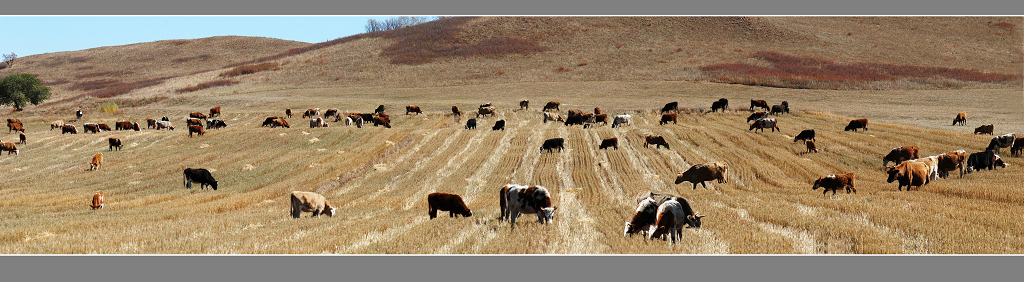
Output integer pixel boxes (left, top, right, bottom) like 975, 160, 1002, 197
1, 82, 1021, 254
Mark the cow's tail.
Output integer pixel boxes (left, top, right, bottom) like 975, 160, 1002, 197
499, 186, 508, 221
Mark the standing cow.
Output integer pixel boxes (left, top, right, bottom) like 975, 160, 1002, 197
543, 101, 560, 112
675, 162, 729, 190
108, 138, 122, 151
183, 168, 218, 190
883, 146, 920, 167
974, 124, 993, 135
711, 98, 729, 112
465, 118, 477, 130
661, 102, 679, 114
812, 173, 856, 196
209, 106, 221, 118
749, 118, 779, 133
90, 191, 104, 210
749, 99, 769, 111
500, 184, 557, 228
886, 161, 929, 191
427, 193, 472, 219
648, 198, 705, 244
492, 120, 505, 131
90, 153, 103, 171
644, 135, 670, 149
845, 119, 868, 132
520, 100, 529, 111
660, 113, 677, 125
599, 138, 618, 150
291, 191, 335, 218
612, 115, 631, 128
794, 129, 815, 143
541, 138, 565, 153
952, 112, 966, 126
405, 105, 422, 115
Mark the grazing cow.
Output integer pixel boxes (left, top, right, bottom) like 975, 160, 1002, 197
1011, 137, 1024, 157
209, 106, 221, 118
290, 191, 335, 218
937, 150, 967, 179
6, 118, 21, 126
309, 117, 328, 128
543, 101, 560, 112
794, 129, 815, 143
62, 124, 78, 134
675, 162, 729, 190
540, 138, 565, 153
599, 138, 618, 150
405, 105, 422, 115
660, 113, 678, 125
183, 168, 218, 191
323, 109, 338, 119
845, 119, 868, 132
543, 112, 565, 123
84, 123, 100, 134
51, 120, 65, 130
132, 122, 141, 131
564, 114, 586, 126
90, 191, 104, 210
805, 140, 819, 153
90, 153, 103, 171
369, 117, 389, 128
261, 117, 279, 127
781, 101, 790, 113
492, 120, 505, 131
186, 118, 203, 127
750, 99, 769, 111
770, 104, 786, 115
886, 161, 929, 191
883, 146, 920, 166
812, 173, 856, 196
611, 114, 631, 128
188, 125, 206, 137
189, 112, 207, 119
374, 105, 385, 115
206, 119, 227, 130
343, 117, 354, 127
477, 107, 496, 118
108, 138, 122, 151
7, 123, 24, 133
974, 124, 993, 135
661, 102, 679, 114
479, 103, 492, 109
302, 108, 320, 119
97, 123, 112, 132
76, 110, 83, 121
427, 192, 472, 219
711, 98, 729, 112
648, 198, 705, 244
18, 133, 26, 145
746, 112, 769, 123
500, 184, 557, 228
465, 118, 477, 130
592, 114, 608, 126
914, 156, 940, 181
352, 117, 363, 128
520, 100, 529, 110
986, 133, 1016, 154
349, 113, 375, 123
644, 135, 670, 149
952, 112, 966, 126
624, 197, 662, 238
146, 118, 156, 129
749, 118, 779, 133
271, 119, 290, 128
0, 142, 18, 155
285, 108, 293, 118
567, 109, 584, 117
966, 151, 1008, 173
451, 105, 462, 118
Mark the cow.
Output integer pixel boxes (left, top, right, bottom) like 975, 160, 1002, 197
845, 119, 868, 132
6, 118, 21, 126
805, 140, 819, 153
161, 117, 169, 122
952, 112, 966, 126
303, 108, 320, 119
189, 112, 207, 119
84, 123, 101, 134
937, 150, 967, 179
351, 117, 363, 128
451, 105, 462, 118
592, 114, 608, 126
309, 117, 328, 128
367, 116, 387, 128
479, 103, 492, 109
749, 118, 779, 133
746, 112, 768, 123
913, 155, 941, 181
477, 107, 496, 118
593, 107, 602, 115
206, 119, 227, 130
750, 99, 769, 111
770, 104, 786, 116
675, 162, 729, 190
543, 112, 564, 123
147, 118, 156, 129
90, 191, 104, 210
132, 122, 141, 131
1011, 137, 1024, 157
812, 173, 856, 196
0, 142, 18, 155
567, 109, 584, 117
974, 124, 993, 135
76, 109, 83, 121
7, 123, 24, 133
374, 105, 385, 115
90, 153, 103, 171
520, 100, 529, 110
781, 101, 790, 113
188, 125, 206, 137
183, 168, 218, 191
285, 108, 293, 118
51, 120, 65, 130
464, 118, 477, 130
500, 184, 557, 228
108, 138, 122, 151
62, 124, 78, 134
794, 129, 815, 143
405, 105, 422, 115
186, 118, 203, 127
886, 161, 929, 191
564, 114, 586, 126
644, 135, 669, 149
290, 191, 335, 218
624, 197, 662, 238
261, 117, 279, 127
350, 113, 375, 123
209, 106, 221, 118
97, 123, 112, 132
427, 192, 472, 219
540, 138, 565, 153
661, 102, 679, 114
966, 151, 1008, 173
648, 198, 705, 244
599, 138, 618, 150
543, 101, 560, 112
343, 117, 354, 127
883, 146, 920, 166
18, 133, 26, 145
492, 120, 505, 131
711, 98, 729, 112
612, 114, 631, 128
660, 113, 678, 125
271, 119, 290, 128
986, 133, 1016, 154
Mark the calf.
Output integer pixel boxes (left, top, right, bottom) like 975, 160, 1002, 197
543, 101, 560, 112
599, 138, 618, 150
770, 104, 786, 115
711, 98, 729, 112
492, 119, 505, 131
209, 106, 221, 118
794, 129, 815, 143
952, 112, 966, 126
611, 114, 631, 128
188, 125, 206, 137
644, 135, 669, 149
190, 112, 207, 119
750, 99, 769, 111
805, 140, 819, 153
51, 120, 65, 130
183, 168, 218, 190
845, 119, 868, 132
883, 146, 920, 166
0, 142, 18, 155
749, 118, 779, 133
648, 198, 705, 244
661, 102, 679, 114
427, 192, 472, 219
966, 151, 1008, 173
886, 161, 929, 191
405, 105, 422, 115
974, 124, 993, 135
500, 184, 557, 228
675, 162, 729, 190
62, 124, 78, 134
812, 173, 856, 196
465, 118, 477, 130
746, 112, 768, 123
660, 113, 677, 125
90, 191, 104, 210
290, 191, 335, 218
986, 133, 1016, 154
90, 153, 103, 171
520, 100, 529, 110
108, 138, 122, 151
540, 138, 565, 153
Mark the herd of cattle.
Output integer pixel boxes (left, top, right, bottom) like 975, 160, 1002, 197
2, 97, 1018, 246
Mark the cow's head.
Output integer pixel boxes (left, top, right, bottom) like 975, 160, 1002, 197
686, 214, 706, 228
210, 181, 218, 191
995, 155, 1008, 168
812, 178, 823, 190
540, 206, 557, 224
885, 166, 901, 183
323, 205, 336, 217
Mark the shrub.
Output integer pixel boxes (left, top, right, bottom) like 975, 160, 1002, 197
219, 62, 280, 77
100, 102, 118, 113
175, 79, 239, 93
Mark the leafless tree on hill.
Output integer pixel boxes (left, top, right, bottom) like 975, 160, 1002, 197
364, 17, 437, 33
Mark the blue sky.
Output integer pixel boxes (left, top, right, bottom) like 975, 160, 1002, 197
0, 16, 398, 57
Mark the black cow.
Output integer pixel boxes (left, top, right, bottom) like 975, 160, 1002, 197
711, 98, 729, 112
781, 101, 790, 113
541, 138, 565, 153
564, 115, 586, 126
108, 138, 122, 151
374, 105, 386, 114
966, 151, 1008, 173
600, 138, 618, 150
465, 118, 477, 130
206, 119, 227, 130
746, 112, 769, 123
794, 129, 815, 143
183, 168, 218, 191
492, 120, 505, 131
661, 102, 679, 114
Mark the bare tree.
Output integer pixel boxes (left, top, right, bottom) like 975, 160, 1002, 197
364, 17, 437, 33
1, 53, 14, 68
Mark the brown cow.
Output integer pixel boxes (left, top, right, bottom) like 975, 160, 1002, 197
186, 118, 203, 127
599, 138, 618, 150
750, 99, 769, 111
543, 112, 564, 123
974, 124, 993, 135
644, 135, 669, 149
749, 118, 779, 133
209, 106, 221, 118
190, 112, 207, 119
427, 192, 472, 219
261, 117, 280, 127
90, 191, 104, 210
770, 104, 787, 116
302, 108, 320, 118
805, 140, 819, 153
62, 124, 78, 134
812, 173, 856, 196
285, 108, 293, 118
51, 120, 65, 130
451, 105, 462, 117
592, 114, 608, 126
146, 118, 156, 129
1011, 137, 1024, 157
886, 160, 930, 191
372, 117, 391, 128
675, 162, 729, 190
188, 125, 205, 137
271, 119, 290, 128
952, 112, 966, 126
324, 108, 339, 119
845, 119, 868, 132
19, 132, 26, 145
115, 121, 133, 131
883, 146, 920, 167
7, 118, 21, 125
97, 123, 112, 132
7, 123, 24, 133
90, 153, 103, 171
937, 150, 967, 179
660, 113, 677, 125
594, 107, 602, 115
108, 138, 122, 151
543, 101, 560, 112
84, 123, 100, 133
477, 107, 496, 118
520, 100, 529, 110
290, 191, 335, 218
0, 142, 18, 155
567, 109, 583, 117
405, 105, 422, 115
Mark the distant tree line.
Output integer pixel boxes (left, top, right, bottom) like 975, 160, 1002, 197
364, 17, 441, 33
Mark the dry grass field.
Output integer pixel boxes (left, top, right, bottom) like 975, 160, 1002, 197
0, 17, 1022, 254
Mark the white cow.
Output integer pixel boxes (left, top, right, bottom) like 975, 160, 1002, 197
500, 184, 557, 228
